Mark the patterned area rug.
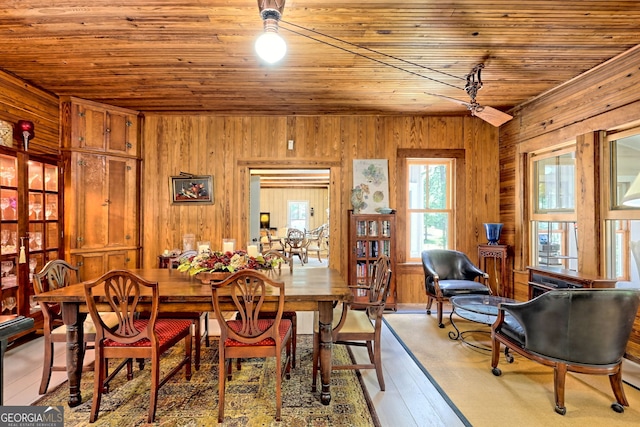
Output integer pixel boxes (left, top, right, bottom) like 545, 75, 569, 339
34, 335, 379, 426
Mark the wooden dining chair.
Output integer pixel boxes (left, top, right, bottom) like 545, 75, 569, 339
311, 254, 392, 391
284, 228, 308, 265
32, 259, 118, 394
304, 225, 326, 263
84, 270, 193, 423
211, 270, 292, 422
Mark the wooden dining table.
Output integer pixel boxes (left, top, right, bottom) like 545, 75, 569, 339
33, 267, 352, 408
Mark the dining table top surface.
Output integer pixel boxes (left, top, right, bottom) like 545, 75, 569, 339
32, 267, 353, 306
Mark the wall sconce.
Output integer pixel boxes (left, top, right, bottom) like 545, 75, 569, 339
255, 0, 287, 64
15, 120, 35, 151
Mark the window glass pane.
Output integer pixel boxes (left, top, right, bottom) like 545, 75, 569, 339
287, 201, 308, 230
408, 164, 427, 209
428, 165, 447, 209
531, 220, 578, 270
408, 213, 449, 259
534, 152, 575, 213
604, 219, 640, 284
610, 134, 640, 208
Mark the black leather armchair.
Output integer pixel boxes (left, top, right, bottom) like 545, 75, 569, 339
421, 249, 491, 328
491, 289, 640, 415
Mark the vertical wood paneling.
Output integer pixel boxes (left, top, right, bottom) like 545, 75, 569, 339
138, 114, 498, 302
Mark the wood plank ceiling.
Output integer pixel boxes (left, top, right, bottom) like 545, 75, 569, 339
2, 1, 640, 118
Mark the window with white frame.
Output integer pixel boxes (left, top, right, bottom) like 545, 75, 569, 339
604, 126, 640, 285
287, 200, 308, 231
406, 158, 454, 261
529, 146, 578, 269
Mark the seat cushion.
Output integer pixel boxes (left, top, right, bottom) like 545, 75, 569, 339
103, 318, 192, 347
225, 318, 292, 347
428, 280, 490, 297
338, 310, 375, 334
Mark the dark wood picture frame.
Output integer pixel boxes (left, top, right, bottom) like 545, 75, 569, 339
170, 175, 214, 204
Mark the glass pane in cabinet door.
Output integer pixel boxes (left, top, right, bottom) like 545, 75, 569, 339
45, 194, 57, 220
1, 189, 18, 221
28, 223, 44, 252
44, 164, 58, 192
28, 160, 44, 190
1, 224, 18, 255
46, 223, 58, 249
0, 155, 17, 187
28, 193, 44, 221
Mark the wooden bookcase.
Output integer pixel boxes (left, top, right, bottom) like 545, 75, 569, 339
348, 211, 397, 310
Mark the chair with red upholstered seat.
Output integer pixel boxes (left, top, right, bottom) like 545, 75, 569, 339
84, 270, 192, 423
212, 270, 292, 422
33, 259, 120, 395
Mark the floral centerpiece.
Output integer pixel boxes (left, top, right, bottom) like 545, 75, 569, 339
177, 249, 282, 278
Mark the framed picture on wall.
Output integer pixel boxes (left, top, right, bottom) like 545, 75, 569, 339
170, 175, 214, 204
352, 159, 389, 214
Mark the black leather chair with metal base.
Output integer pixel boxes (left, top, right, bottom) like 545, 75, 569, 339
491, 288, 640, 415
421, 249, 491, 328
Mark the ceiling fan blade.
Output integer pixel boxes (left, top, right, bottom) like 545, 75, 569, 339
425, 92, 512, 127
472, 106, 513, 127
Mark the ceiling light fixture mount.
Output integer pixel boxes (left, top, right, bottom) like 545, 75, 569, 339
255, 0, 287, 64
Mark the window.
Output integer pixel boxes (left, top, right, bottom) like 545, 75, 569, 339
406, 158, 454, 261
529, 146, 577, 268
287, 200, 308, 230
604, 126, 640, 283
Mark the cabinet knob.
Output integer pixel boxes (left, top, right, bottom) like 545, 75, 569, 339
78, 112, 85, 117
77, 160, 86, 166
126, 121, 133, 127
77, 261, 84, 266
102, 199, 111, 206
78, 136, 84, 142
125, 235, 131, 240
126, 142, 133, 149
77, 237, 83, 242
105, 128, 111, 133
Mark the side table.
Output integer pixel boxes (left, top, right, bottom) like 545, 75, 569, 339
478, 244, 510, 297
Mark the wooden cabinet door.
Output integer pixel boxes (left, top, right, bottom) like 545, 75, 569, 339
72, 153, 137, 249
74, 250, 137, 281
106, 110, 138, 154
69, 101, 138, 155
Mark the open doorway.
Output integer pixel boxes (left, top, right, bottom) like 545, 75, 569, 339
250, 168, 330, 265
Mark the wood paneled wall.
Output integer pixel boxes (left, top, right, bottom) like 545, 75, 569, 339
0, 72, 59, 156
141, 115, 499, 303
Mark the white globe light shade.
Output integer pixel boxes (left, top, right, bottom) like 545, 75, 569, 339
255, 32, 287, 64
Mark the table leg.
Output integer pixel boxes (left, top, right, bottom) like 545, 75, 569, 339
61, 303, 85, 407
317, 300, 333, 405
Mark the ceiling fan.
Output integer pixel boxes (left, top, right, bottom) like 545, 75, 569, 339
426, 64, 513, 127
